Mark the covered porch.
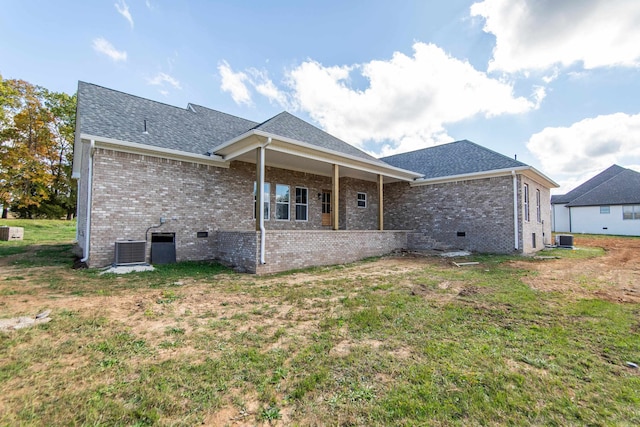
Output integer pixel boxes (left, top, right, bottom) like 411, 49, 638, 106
212, 126, 422, 273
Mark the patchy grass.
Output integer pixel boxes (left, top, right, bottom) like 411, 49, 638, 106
1, 225, 639, 426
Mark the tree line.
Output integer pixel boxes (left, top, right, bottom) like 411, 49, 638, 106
0, 76, 76, 219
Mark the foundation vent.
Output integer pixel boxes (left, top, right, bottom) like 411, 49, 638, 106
114, 240, 146, 265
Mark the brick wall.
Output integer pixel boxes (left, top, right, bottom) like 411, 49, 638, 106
217, 231, 258, 273
86, 148, 384, 267
255, 230, 408, 274
520, 175, 552, 253
340, 178, 379, 230
385, 176, 518, 253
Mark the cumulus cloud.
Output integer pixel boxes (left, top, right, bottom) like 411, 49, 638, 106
470, 0, 640, 72
218, 61, 252, 106
286, 42, 541, 154
92, 37, 127, 62
527, 113, 640, 191
147, 72, 181, 89
115, 0, 134, 28
219, 43, 541, 155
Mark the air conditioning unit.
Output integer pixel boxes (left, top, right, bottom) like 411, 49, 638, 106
555, 234, 574, 248
114, 240, 146, 265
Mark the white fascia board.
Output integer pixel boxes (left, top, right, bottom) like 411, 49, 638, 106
520, 167, 560, 188
213, 129, 422, 181
411, 166, 560, 188
80, 134, 229, 168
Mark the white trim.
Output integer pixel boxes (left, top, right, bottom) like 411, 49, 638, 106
411, 166, 559, 188
294, 187, 308, 222
213, 129, 422, 181
357, 192, 367, 208
80, 133, 229, 167
275, 183, 290, 221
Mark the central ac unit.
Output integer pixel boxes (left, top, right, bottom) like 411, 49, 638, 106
555, 234, 574, 248
114, 240, 146, 265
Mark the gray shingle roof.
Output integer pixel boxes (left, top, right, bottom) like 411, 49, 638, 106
551, 164, 626, 204
76, 82, 382, 163
380, 139, 526, 179
77, 82, 259, 155
563, 167, 640, 207
252, 112, 380, 162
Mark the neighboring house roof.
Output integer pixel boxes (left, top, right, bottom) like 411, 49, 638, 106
76, 81, 258, 156
380, 139, 526, 179
551, 164, 627, 204
563, 167, 640, 207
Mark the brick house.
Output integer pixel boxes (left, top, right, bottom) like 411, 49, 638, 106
73, 82, 558, 273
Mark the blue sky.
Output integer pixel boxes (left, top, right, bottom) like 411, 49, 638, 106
2, 0, 640, 193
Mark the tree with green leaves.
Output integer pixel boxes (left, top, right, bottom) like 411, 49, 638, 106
0, 76, 76, 219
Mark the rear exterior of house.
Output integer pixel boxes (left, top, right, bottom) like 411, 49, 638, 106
551, 165, 640, 236
73, 82, 557, 273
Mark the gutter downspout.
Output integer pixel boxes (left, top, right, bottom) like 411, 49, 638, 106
512, 171, 519, 251
80, 140, 95, 263
259, 137, 272, 264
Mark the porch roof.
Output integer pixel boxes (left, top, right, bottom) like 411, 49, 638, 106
213, 128, 422, 183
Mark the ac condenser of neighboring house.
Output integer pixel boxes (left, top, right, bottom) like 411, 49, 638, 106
555, 234, 574, 248
114, 240, 146, 265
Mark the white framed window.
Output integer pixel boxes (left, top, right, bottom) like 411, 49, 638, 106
523, 184, 530, 222
536, 189, 541, 223
600, 206, 610, 214
275, 184, 290, 220
295, 187, 308, 221
253, 182, 270, 220
623, 205, 640, 220
357, 192, 367, 208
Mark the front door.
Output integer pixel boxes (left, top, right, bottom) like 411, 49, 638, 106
321, 190, 331, 226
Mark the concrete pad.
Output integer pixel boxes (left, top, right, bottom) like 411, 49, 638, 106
99, 264, 155, 275
440, 251, 472, 258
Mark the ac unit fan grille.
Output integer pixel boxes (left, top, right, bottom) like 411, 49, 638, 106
114, 240, 146, 265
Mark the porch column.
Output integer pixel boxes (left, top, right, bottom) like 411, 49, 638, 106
332, 164, 339, 230
378, 174, 384, 231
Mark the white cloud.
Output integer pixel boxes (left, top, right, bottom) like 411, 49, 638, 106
286, 42, 540, 155
527, 112, 640, 192
147, 72, 181, 89
218, 61, 252, 106
92, 37, 127, 62
219, 43, 541, 155
471, 0, 640, 73
115, 0, 134, 28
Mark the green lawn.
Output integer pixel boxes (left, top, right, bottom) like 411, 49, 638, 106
1, 222, 639, 426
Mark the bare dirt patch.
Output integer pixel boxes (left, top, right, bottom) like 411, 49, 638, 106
510, 235, 640, 303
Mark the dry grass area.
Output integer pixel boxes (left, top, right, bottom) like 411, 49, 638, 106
1, 231, 639, 426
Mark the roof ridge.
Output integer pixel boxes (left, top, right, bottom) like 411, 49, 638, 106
557, 164, 627, 203
78, 81, 195, 114
187, 102, 259, 124
566, 166, 637, 206
381, 139, 526, 166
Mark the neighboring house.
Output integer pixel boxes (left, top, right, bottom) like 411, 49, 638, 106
551, 165, 640, 236
73, 82, 558, 274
